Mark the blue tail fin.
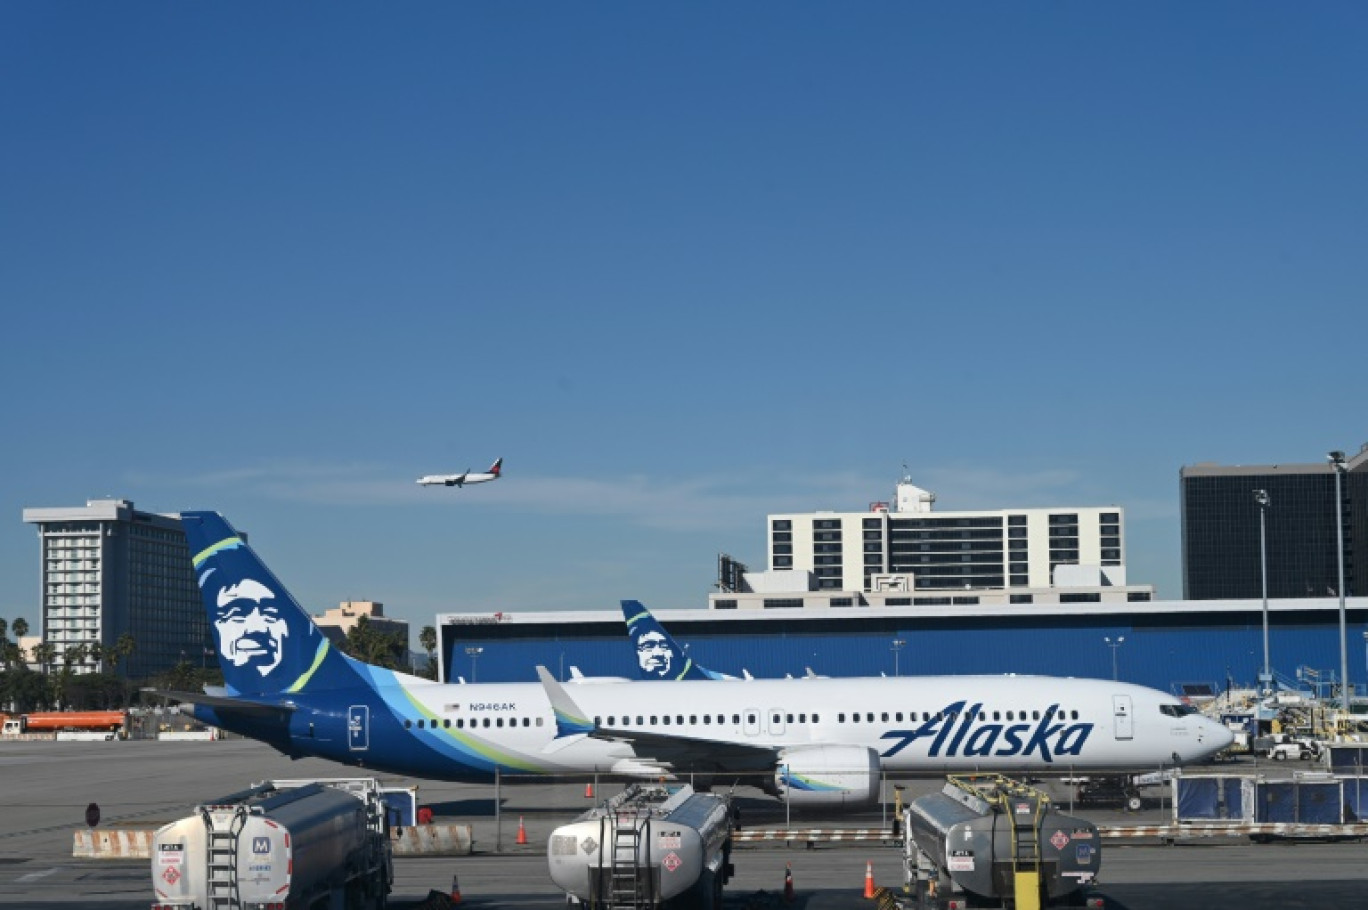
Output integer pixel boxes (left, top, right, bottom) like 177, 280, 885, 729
620, 599, 729, 680
181, 511, 352, 697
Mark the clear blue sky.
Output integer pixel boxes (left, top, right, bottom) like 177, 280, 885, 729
2, 3, 1364, 643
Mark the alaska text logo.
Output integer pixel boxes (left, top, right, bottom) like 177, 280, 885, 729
879, 700, 1093, 763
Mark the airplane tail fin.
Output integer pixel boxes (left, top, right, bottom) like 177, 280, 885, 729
620, 599, 729, 680
180, 511, 354, 698
489, 457, 503, 477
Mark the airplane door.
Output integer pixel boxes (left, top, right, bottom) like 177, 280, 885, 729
768, 709, 786, 736
348, 705, 370, 751
743, 709, 761, 737
1112, 695, 1134, 741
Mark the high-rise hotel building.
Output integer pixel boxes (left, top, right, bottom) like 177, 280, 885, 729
22, 499, 208, 678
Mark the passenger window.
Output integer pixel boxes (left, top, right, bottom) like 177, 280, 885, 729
895, 712, 903, 722
417, 720, 425, 729
690, 715, 697, 724
799, 714, 807, 723
444, 719, 451, 728
637, 715, 644, 725
482, 718, 490, 728
786, 714, 794, 724
536, 718, 543, 727
404, 720, 412, 729
993, 712, 1000, 721
812, 713, 820, 723
838, 713, 846, 723
650, 716, 658, 725
663, 716, 671, 726
496, 718, 503, 728
866, 713, 874, 723
1071, 710, 1079, 720
607, 716, 615, 726
703, 716, 711, 725
595, 716, 602, 726
677, 715, 684, 724
732, 714, 741, 725
881, 713, 889, 722
1033, 711, 1040, 720
851, 714, 860, 724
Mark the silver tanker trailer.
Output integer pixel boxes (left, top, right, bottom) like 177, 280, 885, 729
904, 774, 1103, 910
548, 783, 733, 909
150, 778, 392, 910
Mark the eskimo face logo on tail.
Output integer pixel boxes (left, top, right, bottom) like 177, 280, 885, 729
214, 578, 289, 677
634, 630, 673, 677
879, 701, 1094, 763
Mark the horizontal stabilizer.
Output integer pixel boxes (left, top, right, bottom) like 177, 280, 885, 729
142, 688, 297, 715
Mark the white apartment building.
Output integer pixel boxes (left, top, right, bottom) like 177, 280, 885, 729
709, 476, 1153, 609
22, 499, 208, 677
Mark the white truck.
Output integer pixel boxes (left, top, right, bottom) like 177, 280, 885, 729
150, 778, 392, 910
1264, 733, 1322, 761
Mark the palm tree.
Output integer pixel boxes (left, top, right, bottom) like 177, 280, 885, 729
32, 641, 56, 675
11, 617, 28, 640
419, 625, 438, 679
89, 642, 105, 673
113, 632, 136, 671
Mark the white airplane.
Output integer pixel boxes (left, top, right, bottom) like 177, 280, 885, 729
169, 511, 1236, 811
417, 457, 502, 488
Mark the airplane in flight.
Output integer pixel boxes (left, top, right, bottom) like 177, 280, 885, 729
416, 457, 502, 488
167, 511, 1233, 809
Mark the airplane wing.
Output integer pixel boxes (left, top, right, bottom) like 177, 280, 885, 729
535, 667, 777, 773
591, 725, 779, 772
141, 688, 297, 715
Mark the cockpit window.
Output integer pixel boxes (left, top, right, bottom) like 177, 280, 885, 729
1160, 704, 1199, 717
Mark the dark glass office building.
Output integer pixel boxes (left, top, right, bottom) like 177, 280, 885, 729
1181, 448, 1368, 600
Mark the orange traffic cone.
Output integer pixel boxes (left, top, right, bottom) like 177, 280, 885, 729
516, 815, 528, 845
784, 862, 795, 903
863, 860, 876, 899
584, 781, 594, 798
450, 873, 462, 904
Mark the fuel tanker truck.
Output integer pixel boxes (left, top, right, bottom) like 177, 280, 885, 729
150, 778, 391, 910
904, 774, 1103, 910
548, 783, 733, 910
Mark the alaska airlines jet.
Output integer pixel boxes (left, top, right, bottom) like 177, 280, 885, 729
417, 457, 502, 488
622, 600, 740, 680
170, 511, 1233, 808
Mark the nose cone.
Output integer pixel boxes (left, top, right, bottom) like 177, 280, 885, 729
1203, 717, 1236, 754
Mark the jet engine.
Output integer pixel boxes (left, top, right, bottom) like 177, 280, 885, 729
772, 744, 880, 809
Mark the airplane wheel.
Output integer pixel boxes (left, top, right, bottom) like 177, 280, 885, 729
1126, 795, 1143, 812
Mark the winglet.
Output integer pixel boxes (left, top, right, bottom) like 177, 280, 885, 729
536, 665, 595, 738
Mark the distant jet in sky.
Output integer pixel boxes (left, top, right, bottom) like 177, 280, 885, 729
417, 457, 503, 488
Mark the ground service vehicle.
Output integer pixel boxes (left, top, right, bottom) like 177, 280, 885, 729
1265, 734, 1321, 761
905, 774, 1103, 909
150, 778, 391, 910
1, 710, 126, 735
548, 783, 733, 909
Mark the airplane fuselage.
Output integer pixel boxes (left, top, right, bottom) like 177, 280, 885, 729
195, 671, 1230, 782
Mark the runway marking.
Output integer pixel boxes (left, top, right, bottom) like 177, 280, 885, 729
17, 867, 59, 883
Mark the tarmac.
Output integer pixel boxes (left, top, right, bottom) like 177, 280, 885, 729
2, 738, 1367, 909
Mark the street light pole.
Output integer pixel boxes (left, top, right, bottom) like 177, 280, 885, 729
465, 646, 484, 684
1255, 489, 1271, 693
1329, 451, 1350, 723
890, 639, 906, 677
1104, 636, 1125, 681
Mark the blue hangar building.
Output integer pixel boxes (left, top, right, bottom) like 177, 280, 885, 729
435, 597, 1368, 699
